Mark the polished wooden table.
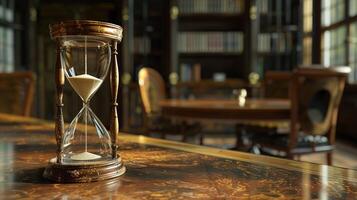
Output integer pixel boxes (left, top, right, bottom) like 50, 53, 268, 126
0, 113, 356, 199
159, 99, 290, 120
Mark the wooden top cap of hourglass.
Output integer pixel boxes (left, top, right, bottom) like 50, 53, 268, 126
49, 20, 123, 41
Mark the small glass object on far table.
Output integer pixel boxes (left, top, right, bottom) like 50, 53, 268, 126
233, 88, 247, 107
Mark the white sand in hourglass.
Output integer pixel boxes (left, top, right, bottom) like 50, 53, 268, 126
67, 74, 102, 103
71, 151, 101, 161
68, 74, 103, 161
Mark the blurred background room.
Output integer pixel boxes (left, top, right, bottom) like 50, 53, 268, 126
1, 0, 357, 169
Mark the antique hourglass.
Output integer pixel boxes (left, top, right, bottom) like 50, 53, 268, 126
44, 20, 125, 182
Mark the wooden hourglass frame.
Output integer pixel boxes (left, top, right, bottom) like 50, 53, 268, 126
43, 20, 125, 183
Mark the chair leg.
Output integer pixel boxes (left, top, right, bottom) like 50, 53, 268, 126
249, 145, 261, 154
199, 134, 204, 145
327, 152, 333, 165
235, 125, 245, 150
182, 135, 188, 143
287, 153, 294, 160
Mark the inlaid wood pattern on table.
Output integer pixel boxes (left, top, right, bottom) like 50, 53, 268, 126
0, 113, 356, 199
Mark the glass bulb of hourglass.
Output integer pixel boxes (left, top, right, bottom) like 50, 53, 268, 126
67, 74, 102, 103
59, 35, 112, 164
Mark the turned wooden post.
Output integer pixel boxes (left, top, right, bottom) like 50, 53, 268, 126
110, 40, 119, 158
55, 42, 65, 163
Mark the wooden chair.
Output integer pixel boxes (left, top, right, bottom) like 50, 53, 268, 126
138, 67, 203, 144
238, 71, 292, 130
235, 71, 292, 149
0, 72, 35, 116
252, 66, 349, 165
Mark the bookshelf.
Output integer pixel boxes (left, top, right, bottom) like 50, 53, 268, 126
131, 0, 169, 81
170, 0, 248, 83
253, 0, 301, 76
120, 0, 170, 131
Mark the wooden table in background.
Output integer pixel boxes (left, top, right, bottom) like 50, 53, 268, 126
159, 98, 290, 120
0, 113, 356, 199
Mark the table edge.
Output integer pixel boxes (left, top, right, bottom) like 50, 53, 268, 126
120, 133, 357, 182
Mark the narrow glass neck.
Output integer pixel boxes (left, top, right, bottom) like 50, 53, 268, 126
82, 101, 90, 107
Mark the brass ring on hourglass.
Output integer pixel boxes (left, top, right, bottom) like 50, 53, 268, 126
49, 20, 123, 41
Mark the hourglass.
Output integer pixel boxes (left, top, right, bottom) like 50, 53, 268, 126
43, 20, 125, 182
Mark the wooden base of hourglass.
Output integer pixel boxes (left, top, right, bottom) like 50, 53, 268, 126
43, 156, 126, 183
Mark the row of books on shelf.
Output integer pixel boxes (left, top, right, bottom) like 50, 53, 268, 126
257, 33, 293, 53
257, 0, 295, 24
180, 63, 201, 82
257, 0, 295, 14
178, 32, 244, 53
134, 36, 151, 54
257, 0, 269, 14
177, 0, 244, 14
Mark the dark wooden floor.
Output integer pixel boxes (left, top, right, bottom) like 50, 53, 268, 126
300, 140, 357, 169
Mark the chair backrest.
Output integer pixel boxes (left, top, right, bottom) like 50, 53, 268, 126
290, 66, 349, 146
0, 72, 36, 116
264, 71, 292, 99
138, 67, 166, 116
